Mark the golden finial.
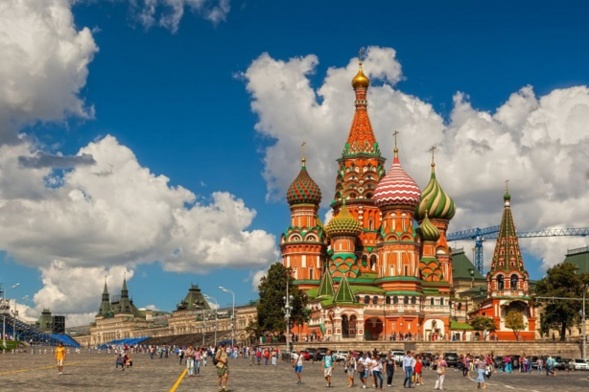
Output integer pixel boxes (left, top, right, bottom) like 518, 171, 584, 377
505, 179, 509, 192
393, 130, 399, 158
429, 145, 437, 171
301, 141, 307, 167
352, 49, 369, 89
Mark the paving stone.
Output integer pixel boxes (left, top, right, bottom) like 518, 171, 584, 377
0, 350, 588, 391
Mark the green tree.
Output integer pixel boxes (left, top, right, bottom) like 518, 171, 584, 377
256, 262, 308, 341
534, 262, 589, 341
504, 310, 526, 340
470, 316, 496, 339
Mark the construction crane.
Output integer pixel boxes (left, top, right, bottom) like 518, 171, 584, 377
447, 226, 589, 274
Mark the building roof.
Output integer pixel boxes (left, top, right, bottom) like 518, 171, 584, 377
563, 246, 589, 274
176, 284, 210, 311
452, 249, 485, 280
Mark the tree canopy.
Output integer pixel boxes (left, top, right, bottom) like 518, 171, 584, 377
534, 262, 589, 341
470, 316, 496, 333
253, 262, 309, 340
504, 310, 526, 340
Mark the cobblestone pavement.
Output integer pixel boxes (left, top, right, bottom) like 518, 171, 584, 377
1, 350, 588, 392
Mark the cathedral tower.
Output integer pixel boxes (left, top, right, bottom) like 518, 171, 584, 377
332, 59, 386, 274
281, 150, 327, 289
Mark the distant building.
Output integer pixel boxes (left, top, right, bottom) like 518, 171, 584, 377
80, 281, 256, 347
473, 190, 537, 340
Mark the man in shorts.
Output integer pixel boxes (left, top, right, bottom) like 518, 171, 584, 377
215, 343, 229, 392
322, 349, 336, 387
292, 349, 305, 384
55, 342, 66, 375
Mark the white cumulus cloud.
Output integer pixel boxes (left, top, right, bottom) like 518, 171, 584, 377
0, 0, 97, 139
129, 0, 231, 32
243, 47, 589, 273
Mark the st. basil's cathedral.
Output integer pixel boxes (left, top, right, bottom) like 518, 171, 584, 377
281, 61, 536, 342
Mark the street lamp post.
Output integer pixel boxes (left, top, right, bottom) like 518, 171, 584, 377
219, 286, 235, 346
1, 283, 19, 351
204, 294, 218, 347
582, 286, 587, 360
283, 278, 293, 354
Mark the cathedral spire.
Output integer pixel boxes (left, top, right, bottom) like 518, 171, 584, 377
344, 53, 379, 156
488, 188, 528, 277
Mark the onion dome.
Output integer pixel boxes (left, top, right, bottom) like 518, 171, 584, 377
417, 212, 440, 242
373, 139, 421, 208
325, 203, 362, 237
286, 156, 322, 205
352, 61, 370, 89
415, 154, 455, 221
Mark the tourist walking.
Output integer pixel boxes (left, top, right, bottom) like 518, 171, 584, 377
345, 352, 356, 387
55, 342, 66, 375
358, 352, 368, 389
372, 353, 384, 389
402, 351, 414, 388
215, 342, 229, 392
292, 349, 305, 385
385, 353, 396, 387
476, 356, 486, 389
322, 349, 336, 387
185, 344, 195, 376
434, 354, 447, 391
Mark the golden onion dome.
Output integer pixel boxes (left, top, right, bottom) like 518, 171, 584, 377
352, 62, 370, 89
325, 203, 362, 238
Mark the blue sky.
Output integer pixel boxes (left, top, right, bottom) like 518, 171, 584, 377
1, 0, 588, 326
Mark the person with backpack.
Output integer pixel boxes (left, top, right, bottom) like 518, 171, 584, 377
215, 342, 229, 392
357, 352, 368, 389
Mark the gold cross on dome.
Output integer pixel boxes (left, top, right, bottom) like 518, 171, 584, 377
301, 141, 307, 166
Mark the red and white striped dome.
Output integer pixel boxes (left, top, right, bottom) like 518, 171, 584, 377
373, 153, 421, 208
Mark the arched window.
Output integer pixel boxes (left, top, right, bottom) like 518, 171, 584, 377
458, 303, 463, 311
430, 298, 434, 306
497, 275, 504, 290
393, 296, 399, 305
385, 296, 391, 305
370, 255, 377, 271
510, 274, 519, 290
403, 296, 409, 305
364, 295, 370, 304
440, 298, 444, 306
411, 296, 416, 305
355, 296, 360, 303
372, 296, 378, 305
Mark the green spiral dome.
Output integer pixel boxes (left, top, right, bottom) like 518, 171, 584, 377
417, 213, 440, 242
416, 168, 455, 221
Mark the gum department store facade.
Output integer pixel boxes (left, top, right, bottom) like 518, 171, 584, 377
77, 62, 540, 347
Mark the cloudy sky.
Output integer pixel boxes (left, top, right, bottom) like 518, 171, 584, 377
1, 0, 588, 326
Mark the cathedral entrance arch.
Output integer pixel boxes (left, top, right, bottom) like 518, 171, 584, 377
423, 319, 444, 341
364, 317, 383, 341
